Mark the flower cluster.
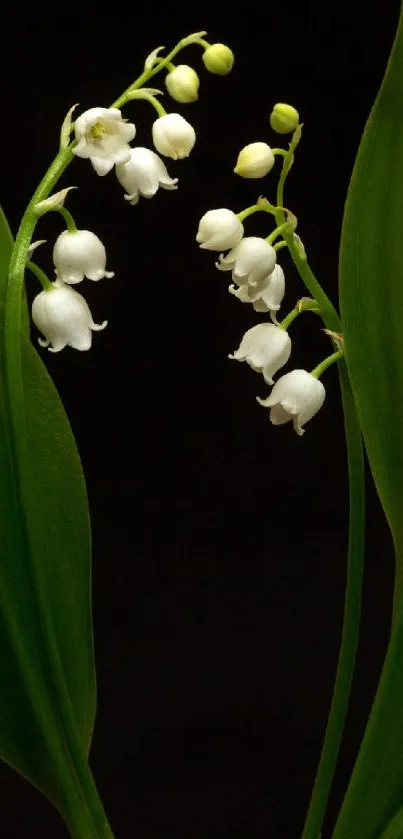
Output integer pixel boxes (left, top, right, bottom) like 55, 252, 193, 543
196, 103, 339, 436
73, 106, 194, 184
30, 108, 192, 350
26, 34, 235, 355
30, 96, 198, 351
29, 101, 193, 350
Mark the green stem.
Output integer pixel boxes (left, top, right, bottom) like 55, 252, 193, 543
237, 202, 276, 222
274, 240, 287, 252
26, 261, 53, 290
58, 205, 77, 232
301, 362, 365, 839
124, 90, 167, 117
267, 221, 289, 244
113, 32, 205, 108
311, 350, 344, 379
279, 306, 300, 331
193, 38, 210, 49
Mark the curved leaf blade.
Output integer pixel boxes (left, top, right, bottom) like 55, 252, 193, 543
333, 5, 403, 839
338, 6, 403, 557
0, 205, 97, 823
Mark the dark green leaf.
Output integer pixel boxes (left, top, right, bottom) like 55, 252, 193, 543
333, 5, 403, 839
0, 205, 103, 833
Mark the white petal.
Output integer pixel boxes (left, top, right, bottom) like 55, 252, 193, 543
270, 405, 292, 426
90, 155, 115, 176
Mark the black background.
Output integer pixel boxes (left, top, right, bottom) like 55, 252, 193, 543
0, 1, 401, 836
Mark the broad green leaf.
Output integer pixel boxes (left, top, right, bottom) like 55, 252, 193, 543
332, 5, 403, 839
0, 206, 110, 836
379, 803, 403, 839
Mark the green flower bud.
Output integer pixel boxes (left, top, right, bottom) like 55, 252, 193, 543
270, 103, 300, 134
165, 64, 200, 104
234, 142, 275, 178
202, 43, 234, 75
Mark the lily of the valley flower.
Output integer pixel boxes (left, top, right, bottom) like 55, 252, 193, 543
73, 107, 136, 176
116, 147, 178, 204
229, 264, 286, 321
32, 280, 107, 353
196, 209, 244, 250
152, 113, 196, 159
234, 142, 275, 179
257, 369, 325, 435
165, 65, 200, 103
216, 236, 276, 291
229, 324, 291, 384
53, 229, 114, 284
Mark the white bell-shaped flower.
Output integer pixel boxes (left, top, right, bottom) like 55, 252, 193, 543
257, 369, 325, 435
229, 324, 291, 384
32, 280, 107, 353
216, 236, 276, 291
152, 113, 196, 159
251, 265, 285, 315
165, 64, 200, 103
229, 264, 286, 321
196, 209, 244, 251
234, 142, 275, 179
73, 107, 136, 176
115, 147, 178, 204
53, 229, 114, 285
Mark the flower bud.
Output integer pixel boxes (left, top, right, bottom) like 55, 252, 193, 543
269, 103, 299, 134
234, 142, 275, 179
152, 113, 196, 159
196, 209, 244, 251
165, 64, 200, 103
202, 43, 234, 75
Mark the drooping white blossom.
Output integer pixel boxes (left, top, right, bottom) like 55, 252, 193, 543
152, 113, 196, 159
32, 280, 107, 353
229, 263, 286, 321
257, 369, 325, 435
53, 229, 114, 285
165, 65, 200, 103
234, 142, 275, 179
196, 209, 244, 251
216, 236, 276, 291
229, 324, 291, 384
115, 147, 178, 204
73, 107, 136, 176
